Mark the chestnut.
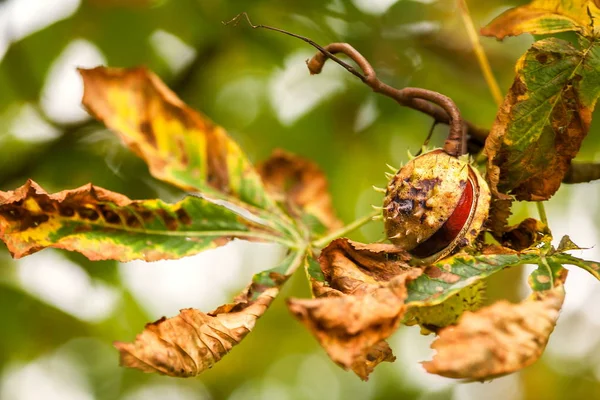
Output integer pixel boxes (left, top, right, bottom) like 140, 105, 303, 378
383, 149, 490, 264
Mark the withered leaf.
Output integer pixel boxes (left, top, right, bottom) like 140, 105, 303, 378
481, 0, 600, 40
288, 238, 419, 380
423, 284, 565, 380
0, 180, 278, 261
484, 37, 600, 201
288, 270, 421, 381
500, 218, 549, 251
79, 67, 278, 212
116, 251, 303, 376
257, 149, 342, 239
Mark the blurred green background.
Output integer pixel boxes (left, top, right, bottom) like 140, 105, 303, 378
1, 0, 600, 399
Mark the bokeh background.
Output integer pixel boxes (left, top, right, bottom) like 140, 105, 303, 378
1, 0, 600, 399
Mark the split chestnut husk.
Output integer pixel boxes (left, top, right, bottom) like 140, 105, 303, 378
383, 149, 490, 264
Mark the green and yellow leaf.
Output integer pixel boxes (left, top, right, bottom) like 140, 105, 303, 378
405, 246, 541, 305
79, 66, 278, 212
0, 180, 283, 262
481, 0, 600, 39
116, 250, 304, 377
552, 252, 600, 280
485, 37, 600, 201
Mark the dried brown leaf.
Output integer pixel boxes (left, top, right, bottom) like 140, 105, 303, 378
501, 218, 548, 251
116, 288, 278, 377
423, 285, 565, 380
288, 238, 419, 380
116, 251, 302, 377
257, 149, 342, 237
318, 238, 411, 296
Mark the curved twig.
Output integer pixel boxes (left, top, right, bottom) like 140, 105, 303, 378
225, 13, 469, 156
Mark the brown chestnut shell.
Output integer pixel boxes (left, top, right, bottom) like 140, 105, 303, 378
383, 149, 490, 264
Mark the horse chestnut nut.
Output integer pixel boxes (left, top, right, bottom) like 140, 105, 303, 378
383, 149, 490, 264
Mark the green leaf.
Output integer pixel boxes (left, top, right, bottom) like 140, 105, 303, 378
551, 253, 600, 280
485, 37, 600, 201
481, 0, 600, 39
405, 248, 541, 305
529, 257, 567, 291
0, 180, 290, 262
116, 250, 304, 377
79, 67, 279, 213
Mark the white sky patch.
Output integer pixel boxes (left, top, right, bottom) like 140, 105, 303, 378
123, 383, 211, 400
269, 50, 345, 126
119, 240, 285, 317
0, 351, 93, 400
0, 0, 80, 62
16, 250, 120, 322
40, 39, 106, 124
352, 0, 400, 15
149, 29, 197, 75
0, 2, 10, 61
9, 104, 61, 142
452, 373, 523, 400
390, 327, 455, 392
354, 95, 379, 133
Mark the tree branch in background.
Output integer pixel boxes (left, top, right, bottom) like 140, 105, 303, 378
563, 162, 600, 184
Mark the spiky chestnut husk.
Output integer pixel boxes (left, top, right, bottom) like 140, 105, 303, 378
383, 149, 490, 264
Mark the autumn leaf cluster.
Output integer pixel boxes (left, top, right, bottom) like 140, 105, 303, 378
1, 0, 600, 382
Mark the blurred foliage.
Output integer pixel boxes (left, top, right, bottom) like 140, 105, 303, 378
1, 0, 600, 399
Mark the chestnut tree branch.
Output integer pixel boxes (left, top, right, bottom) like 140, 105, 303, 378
224, 13, 599, 184
563, 162, 600, 184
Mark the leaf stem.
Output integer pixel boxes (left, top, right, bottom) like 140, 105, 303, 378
458, 0, 503, 106
536, 202, 548, 226
311, 210, 380, 249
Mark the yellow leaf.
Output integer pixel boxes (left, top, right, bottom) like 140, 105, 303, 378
481, 0, 600, 39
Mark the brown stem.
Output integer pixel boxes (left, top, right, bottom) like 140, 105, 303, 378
225, 13, 469, 156
563, 162, 600, 184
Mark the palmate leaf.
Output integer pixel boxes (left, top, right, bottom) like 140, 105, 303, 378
0, 180, 285, 262
484, 37, 600, 201
481, 0, 600, 40
116, 250, 304, 377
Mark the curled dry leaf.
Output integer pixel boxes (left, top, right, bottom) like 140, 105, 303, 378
500, 218, 548, 251
0, 180, 278, 261
116, 251, 302, 377
288, 238, 419, 380
257, 149, 342, 238
79, 67, 277, 212
484, 37, 600, 201
423, 284, 566, 380
481, 0, 600, 40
